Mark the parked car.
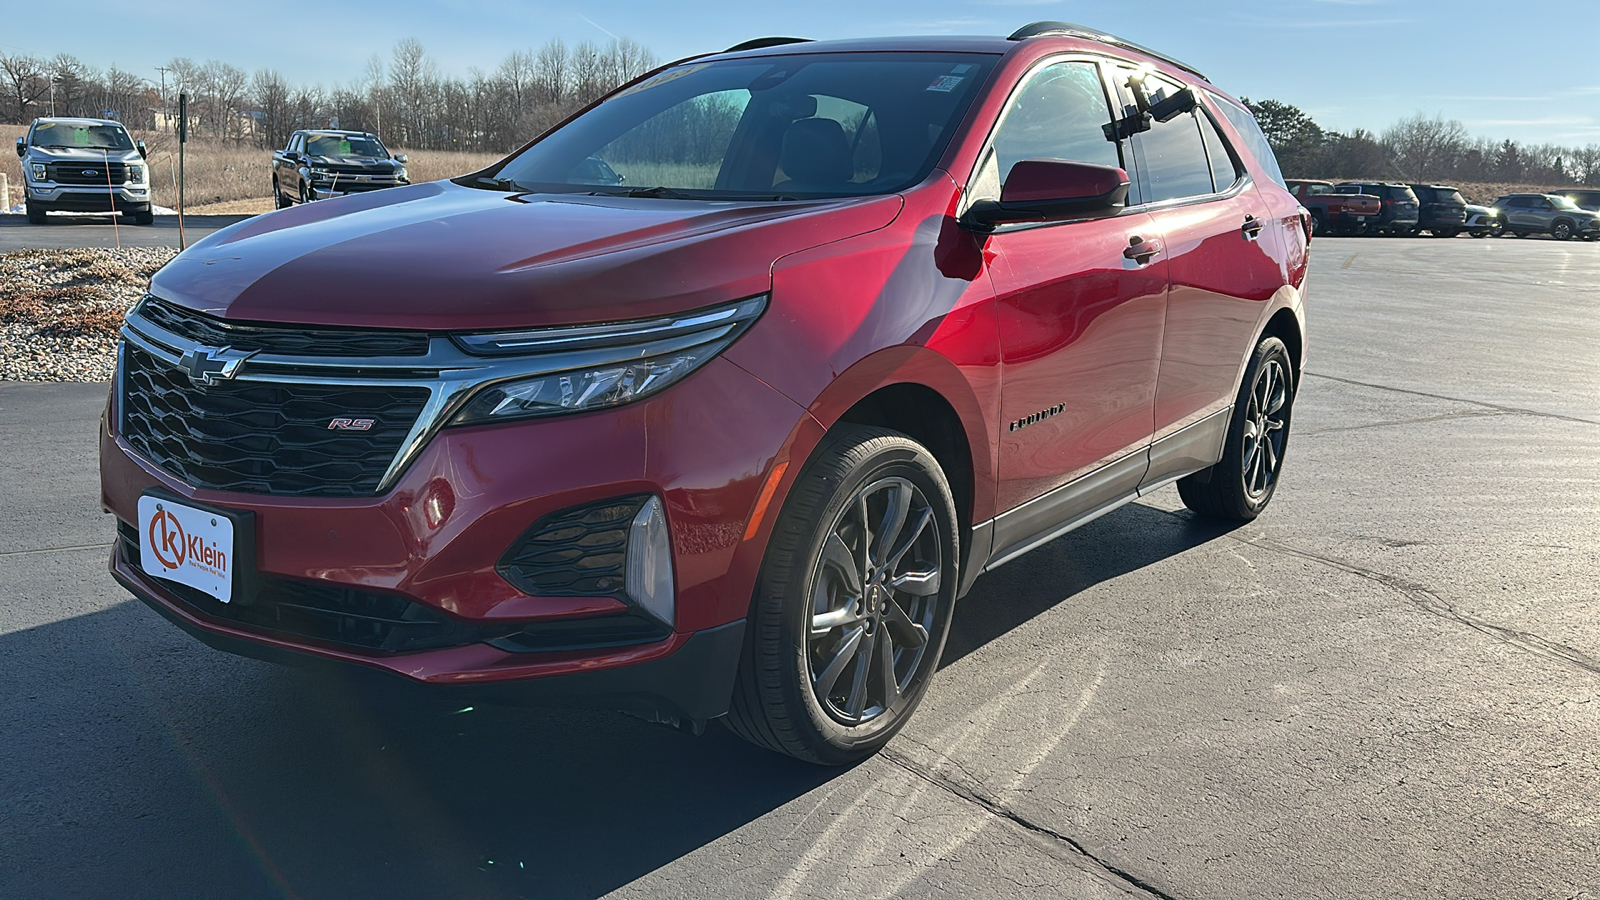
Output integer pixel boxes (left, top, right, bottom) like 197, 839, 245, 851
271, 130, 409, 207
1336, 182, 1420, 235
1286, 179, 1380, 235
1492, 193, 1600, 241
1407, 184, 1468, 238
1549, 189, 1600, 213
1463, 203, 1504, 238
15, 117, 153, 225
104, 22, 1308, 764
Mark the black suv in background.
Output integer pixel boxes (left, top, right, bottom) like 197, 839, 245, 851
1337, 182, 1420, 235
1551, 189, 1600, 213
1408, 184, 1468, 238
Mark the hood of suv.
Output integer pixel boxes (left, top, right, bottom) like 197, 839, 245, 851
151, 180, 902, 331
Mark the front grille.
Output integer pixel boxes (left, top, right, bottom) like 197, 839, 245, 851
50, 161, 129, 184
498, 495, 650, 597
121, 524, 666, 653
321, 164, 396, 176
138, 296, 430, 357
120, 343, 429, 496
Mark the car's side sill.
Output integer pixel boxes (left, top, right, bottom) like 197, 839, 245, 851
967, 407, 1232, 581
1141, 406, 1231, 492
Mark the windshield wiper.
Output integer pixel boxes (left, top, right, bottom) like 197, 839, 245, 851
473, 175, 527, 192
609, 186, 697, 200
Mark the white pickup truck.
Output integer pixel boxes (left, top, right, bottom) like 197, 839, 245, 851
15, 117, 153, 225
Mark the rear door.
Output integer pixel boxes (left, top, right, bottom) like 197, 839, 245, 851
978, 57, 1167, 519
1115, 68, 1285, 484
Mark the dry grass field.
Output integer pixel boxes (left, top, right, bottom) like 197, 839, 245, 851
1, 124, 502, 211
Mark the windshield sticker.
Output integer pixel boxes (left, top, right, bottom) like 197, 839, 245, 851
613, 64, 709, 99
951, 64, 976, 75
927, 75, 965, 93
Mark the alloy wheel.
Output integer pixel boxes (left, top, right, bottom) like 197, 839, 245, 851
1241, 357, 1289, 500
806, 476, 942, 726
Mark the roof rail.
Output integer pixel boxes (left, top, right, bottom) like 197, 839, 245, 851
724, 37, 812, 53
1007, 21, 1208, 82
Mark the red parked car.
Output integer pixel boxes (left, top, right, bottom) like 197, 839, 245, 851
102, 22, 1308, 764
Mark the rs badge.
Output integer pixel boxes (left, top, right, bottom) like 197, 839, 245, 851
328, 418, 376, 431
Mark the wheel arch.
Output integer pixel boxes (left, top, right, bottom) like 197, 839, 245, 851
1261, 305, 1304, 377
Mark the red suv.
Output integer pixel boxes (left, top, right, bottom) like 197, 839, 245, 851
102, 22, 1308, 764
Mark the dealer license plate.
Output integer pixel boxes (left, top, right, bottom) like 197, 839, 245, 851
138, 495, 235, 603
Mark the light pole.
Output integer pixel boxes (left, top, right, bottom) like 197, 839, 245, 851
154, 66, 171, 131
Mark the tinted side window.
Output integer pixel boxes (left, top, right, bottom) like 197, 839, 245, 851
1198, 111, 1239, 192
971, 60, 1120, 202
1134, 75, 1215, 203
1209, 91, 1287, 188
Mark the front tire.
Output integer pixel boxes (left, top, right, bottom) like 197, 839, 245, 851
725, 425, 959, 765
25, 200, 46, 225
1178, 336, 1295, 521
1552, 220, 1573, 241
1431, 227, 1458, 238
299, 182, 312, 205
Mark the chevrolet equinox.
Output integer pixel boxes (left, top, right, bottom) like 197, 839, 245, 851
103, 22, 1310, 764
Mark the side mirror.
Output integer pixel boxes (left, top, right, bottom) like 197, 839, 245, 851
393, 153, 408, 164
284, 151, 300, 162
15, 137, 24, 158
136, 140, 147, 158
962, 160, 1130, 231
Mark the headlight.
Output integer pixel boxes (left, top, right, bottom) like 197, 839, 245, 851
127, 164, 144, 183
395, 166, 408, 181
29, 163, 47, 181
448, 295, 766, 426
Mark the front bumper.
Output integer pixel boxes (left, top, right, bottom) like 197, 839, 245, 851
113, 545, 747, 722
102, 351, 820, 721
26, 184, 150, 212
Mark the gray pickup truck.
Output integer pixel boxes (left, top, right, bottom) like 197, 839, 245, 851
15, 117, 153, 225
270, 130, 408, 207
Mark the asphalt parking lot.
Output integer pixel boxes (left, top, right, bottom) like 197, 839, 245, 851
1, 235, 1597, 899
0, 215, 248, 251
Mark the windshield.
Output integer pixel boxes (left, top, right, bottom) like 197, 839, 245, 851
485, 52, 997, 199
30, 122, 134, 152
306, 134, 389, 158
1550, 195, 1582, 211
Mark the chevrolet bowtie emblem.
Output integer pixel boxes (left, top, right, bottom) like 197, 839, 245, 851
178, 346, 256, 387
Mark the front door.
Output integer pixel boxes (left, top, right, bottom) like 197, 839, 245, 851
976, 59, 1168, 518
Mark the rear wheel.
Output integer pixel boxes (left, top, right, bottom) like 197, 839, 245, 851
1431, 227, 1458, 238
725, 425, 958, 765
273, 178, 291, 209
1310, 212, 1325, 237
1178, 336, 1295, 521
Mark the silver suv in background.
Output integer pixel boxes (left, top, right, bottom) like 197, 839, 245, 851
1493, 193, 1600, 241
15, 117, 153, 225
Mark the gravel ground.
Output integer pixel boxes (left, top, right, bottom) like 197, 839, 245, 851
0, 247, 174, 382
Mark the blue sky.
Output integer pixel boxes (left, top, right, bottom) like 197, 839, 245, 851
5, 0, 1596, 146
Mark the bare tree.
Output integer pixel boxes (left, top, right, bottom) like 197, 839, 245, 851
0, 54, 49, 123
1383, 113, 1469, 181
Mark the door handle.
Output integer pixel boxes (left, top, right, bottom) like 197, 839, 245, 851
1241, 215, 1264, 239
1124, 235, 1162, 263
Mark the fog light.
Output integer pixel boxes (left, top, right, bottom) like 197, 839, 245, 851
625, 496, 674, 627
